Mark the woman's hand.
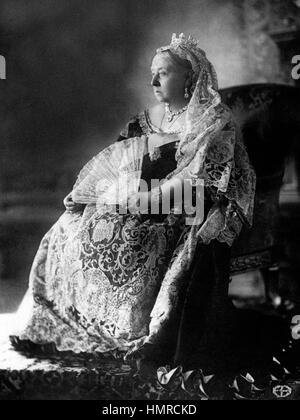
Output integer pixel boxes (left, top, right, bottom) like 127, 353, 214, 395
63, 193, 85, 213
127, 191, 150, 214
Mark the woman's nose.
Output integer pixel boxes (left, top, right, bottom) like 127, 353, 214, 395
151, 74, 160, 87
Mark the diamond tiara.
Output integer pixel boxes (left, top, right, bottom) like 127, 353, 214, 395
170, 33, 205, 55
156, 33, 208, 73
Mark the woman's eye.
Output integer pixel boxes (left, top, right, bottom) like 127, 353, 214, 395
151, 71, 167, 78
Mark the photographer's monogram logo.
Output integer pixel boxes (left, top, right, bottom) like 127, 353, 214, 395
292, 55, 300, 81
272, 385, 292, 399
0, 55, 6, 79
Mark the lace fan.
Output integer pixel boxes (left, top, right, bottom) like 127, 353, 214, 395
72, 136, 146, 208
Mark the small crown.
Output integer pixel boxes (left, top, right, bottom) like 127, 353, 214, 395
170, 33, 200, 53
157, 33, 205, 57
156, 33, 208, 73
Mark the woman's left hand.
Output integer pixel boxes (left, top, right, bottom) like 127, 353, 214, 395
63, 193, 85, 213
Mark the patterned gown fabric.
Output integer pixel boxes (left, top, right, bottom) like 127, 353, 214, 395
11, 107, 254, 365
11, 114, 197, 356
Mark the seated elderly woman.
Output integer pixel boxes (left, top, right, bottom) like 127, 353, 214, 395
10, 34, 256, 374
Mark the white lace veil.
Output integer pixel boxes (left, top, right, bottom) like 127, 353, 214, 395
157, 33, 256, 246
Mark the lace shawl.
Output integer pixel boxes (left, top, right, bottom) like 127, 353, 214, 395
124, 38, 256, 356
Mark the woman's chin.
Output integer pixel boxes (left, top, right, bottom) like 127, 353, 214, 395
154, 94, 167, 104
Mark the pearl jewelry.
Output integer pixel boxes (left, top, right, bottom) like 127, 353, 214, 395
165, 103, 188, 122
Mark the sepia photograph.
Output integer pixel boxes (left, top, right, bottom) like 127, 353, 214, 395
0, 0, 300, 402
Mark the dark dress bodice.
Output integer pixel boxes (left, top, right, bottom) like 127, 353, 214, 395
136, 141, 179, 223
140, 141, 178, 187
137, 140, 214, 225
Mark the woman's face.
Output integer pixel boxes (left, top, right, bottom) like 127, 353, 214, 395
150, 53, 188, 105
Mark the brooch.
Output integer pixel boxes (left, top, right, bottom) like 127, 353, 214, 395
149, 146, 161, 161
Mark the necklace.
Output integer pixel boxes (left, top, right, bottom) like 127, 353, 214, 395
165, 103, 188, 122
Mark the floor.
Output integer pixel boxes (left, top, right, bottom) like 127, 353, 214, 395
1, 302, 300, 400
1, 270, 300, 400
0, 279, 28, 314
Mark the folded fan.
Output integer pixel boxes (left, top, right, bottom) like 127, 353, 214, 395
72, 136, 147, 208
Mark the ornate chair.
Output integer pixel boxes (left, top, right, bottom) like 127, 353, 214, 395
220, 84, 300, 305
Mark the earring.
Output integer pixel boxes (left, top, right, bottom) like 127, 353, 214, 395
184, 87, 189, 99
